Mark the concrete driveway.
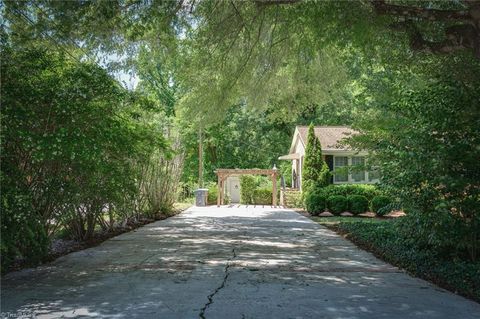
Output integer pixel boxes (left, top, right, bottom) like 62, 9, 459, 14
2, 206, 479, 319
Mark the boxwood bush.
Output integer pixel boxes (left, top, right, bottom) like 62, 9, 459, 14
253, 188, 272, 205
347, 195, 369, 215
305, 192, 326, 215
314, 184, 381, 201
327, 195, 348, 215
371, 195, 392, 216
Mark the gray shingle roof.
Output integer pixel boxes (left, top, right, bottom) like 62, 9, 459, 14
297, 126, 358, 151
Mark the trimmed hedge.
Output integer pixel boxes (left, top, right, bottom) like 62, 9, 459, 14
315, 184, 380, 201
347, 195, 369, 215
305, 192, 326, 215
253, 188, 272, 205
327, 195, 348, 215
371, 195, 392, 216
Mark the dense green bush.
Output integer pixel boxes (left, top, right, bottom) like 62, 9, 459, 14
347, 195, 369, 215
240, 175, 256, 204
327, 195, 348, 215
305, 192, 326, 215
207, 183, 218, 205
315, 184, 380, 201
371, 196, 392, 216
1, 45, 170, 271
253, 188, 272, 205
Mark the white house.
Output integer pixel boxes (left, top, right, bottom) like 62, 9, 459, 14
278, 126, 379, 191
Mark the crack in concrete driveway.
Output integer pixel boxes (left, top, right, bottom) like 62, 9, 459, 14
199, 248, 237, 319
1, 206, 480, 319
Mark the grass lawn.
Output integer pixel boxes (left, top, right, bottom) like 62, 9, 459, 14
173, 201, 193, 211
311, 215, 480, 303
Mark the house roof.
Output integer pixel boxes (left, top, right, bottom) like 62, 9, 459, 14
296, 126, 358, 152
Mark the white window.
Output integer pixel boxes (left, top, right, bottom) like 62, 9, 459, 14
351, 156, 365, 182
334, 156, 348, 182
333, 155, 377, 184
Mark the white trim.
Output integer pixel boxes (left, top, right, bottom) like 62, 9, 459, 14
288, 127, 303, 154
278, 153, 301, 160
332, 155, 379, 184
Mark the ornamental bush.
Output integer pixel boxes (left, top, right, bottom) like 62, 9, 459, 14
315, 184, 380, 201
371, 196, 392, 216
302, 124, 331, 193
327, 195, 348, 215
347, 195, 369, 215
240, 175, 257, 204
207, 183, 218, 205
253, 188, 272, 205
305, 192, 327, 215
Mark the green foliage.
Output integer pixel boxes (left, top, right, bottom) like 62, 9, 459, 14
284, 190, 303, 208
327, 195, 348, 215
314, 184, 380, 201
304, 193, 326, 215
279, 161, 292, 188
240, 175, 257, 204
332, 220, 480, 302
1, 185, 49, 271
0, 45, 170, 270
347, 195, 369, 215
180, 104, 293, 186
207, 183, 218, 205
371, 196, 393, 216
239, 175, 274, 205
353, 73, 480, 261
302, 124, 331, 193
253, 188, 273, 205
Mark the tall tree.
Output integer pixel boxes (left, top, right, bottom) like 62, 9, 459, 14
302, 124, 330, 193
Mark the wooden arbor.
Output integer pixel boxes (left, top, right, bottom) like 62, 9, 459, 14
214, 168, 278, 206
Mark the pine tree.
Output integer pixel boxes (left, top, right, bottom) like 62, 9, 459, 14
302, 124, 331, 194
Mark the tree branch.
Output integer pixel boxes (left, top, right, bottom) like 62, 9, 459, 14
371, 0, 472, 22
392, 21, 479, 58
254, 0, 301, 6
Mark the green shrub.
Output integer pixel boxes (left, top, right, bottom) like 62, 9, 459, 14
347, 195, 369, 214
240, 175, 257, 204
305, 192, 326, 215
284, 191, 303, 208
371, 195, 392, 216
253, 188, 272, 205
303, 124, 331, 193
315, 184, 380, 201
327, 195, 348, 215
207, 183, 218, 205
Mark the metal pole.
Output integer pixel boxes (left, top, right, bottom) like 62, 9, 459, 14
198, 126, 203, 188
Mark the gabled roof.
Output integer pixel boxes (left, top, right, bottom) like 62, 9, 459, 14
290, 126, 358, 153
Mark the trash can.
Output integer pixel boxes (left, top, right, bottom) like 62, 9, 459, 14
194, 188, 209, 206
